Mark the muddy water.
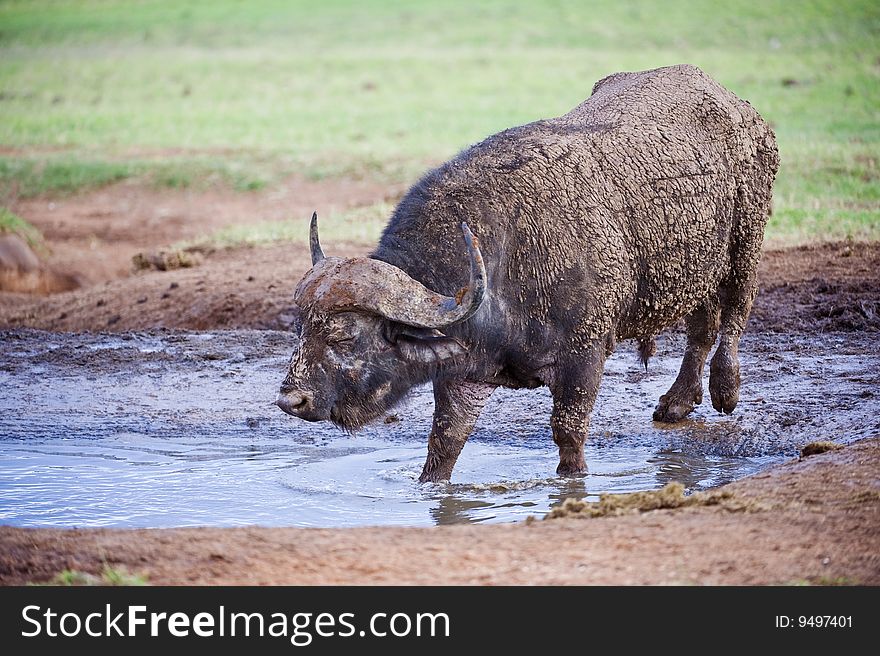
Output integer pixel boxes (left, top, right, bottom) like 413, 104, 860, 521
1, 330, 877, 528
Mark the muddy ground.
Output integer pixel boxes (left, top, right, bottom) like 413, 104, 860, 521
0, 182, 878, 585
1, 327, 875, 531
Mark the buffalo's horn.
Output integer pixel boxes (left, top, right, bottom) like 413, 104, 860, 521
437, 222, 486, 326
381, 221, 486, 328
293, 222, 487, 329
309, 211, 324, 265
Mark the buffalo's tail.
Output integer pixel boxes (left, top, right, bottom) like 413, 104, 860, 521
637, 337, 656, 371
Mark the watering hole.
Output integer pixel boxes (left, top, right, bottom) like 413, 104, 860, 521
1, 329, 878, 528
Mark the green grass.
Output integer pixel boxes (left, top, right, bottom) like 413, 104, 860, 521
0, 206, 43, 246
178, 201, 395, 251
0, 157, 135, 197
0, 0, 878, 244
787, 576, 859, 586
0, 155, 271, 198
37, 565, 148, 586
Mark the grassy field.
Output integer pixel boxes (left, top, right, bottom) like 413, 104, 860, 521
1, 0, 878, 244
176, 202, 396, 252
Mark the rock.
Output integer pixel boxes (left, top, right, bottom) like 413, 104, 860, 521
0, 234, 79, 294
0, 234, 40, 273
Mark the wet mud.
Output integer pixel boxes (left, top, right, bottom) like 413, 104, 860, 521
1, 328, 877, 528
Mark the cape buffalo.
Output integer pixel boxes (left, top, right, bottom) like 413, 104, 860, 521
276, 64, 779, 482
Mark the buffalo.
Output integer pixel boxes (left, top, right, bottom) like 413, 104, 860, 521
276, 64, 779, 482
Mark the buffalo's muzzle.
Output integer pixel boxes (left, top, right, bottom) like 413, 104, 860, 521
275, 391, 323, 421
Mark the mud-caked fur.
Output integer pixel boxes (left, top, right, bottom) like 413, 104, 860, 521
281, 64, 779, 482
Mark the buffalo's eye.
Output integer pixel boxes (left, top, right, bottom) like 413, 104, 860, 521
327, 336, 354, 346
381, 321, 397, 345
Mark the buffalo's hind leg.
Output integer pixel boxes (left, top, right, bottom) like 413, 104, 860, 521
710, 271, 758, 414
710, 219, 766, 414
419, 379, 496, 483
550, 339, 608, 476
710, 287, 749, 414
653, 298, 720, 423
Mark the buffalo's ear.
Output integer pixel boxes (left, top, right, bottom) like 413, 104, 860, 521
287, 306, 304, 335
383, 322, 467, 365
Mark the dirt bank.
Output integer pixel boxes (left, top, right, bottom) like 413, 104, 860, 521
5, 177, 400, 287
0, 181, 877, 332
1, 438, 877, 585
751, 240, 879, 333
1, 236, 878, 333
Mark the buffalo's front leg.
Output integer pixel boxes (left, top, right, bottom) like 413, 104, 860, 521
419, 379, 496, 483
550, 340, 607, 476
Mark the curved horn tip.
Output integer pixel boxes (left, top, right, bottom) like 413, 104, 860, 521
461, 221, 482, 250
309, 211, 325, 265
443, 220, 485, 324
460, 221, 473, 239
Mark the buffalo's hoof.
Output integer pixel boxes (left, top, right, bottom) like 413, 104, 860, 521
418, 468, 451, 484
653, 393, 698, 423
709, 356, 740, 414
556, 460, 587, 477
709, 381, 739, 414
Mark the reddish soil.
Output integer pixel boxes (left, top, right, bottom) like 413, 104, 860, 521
5, 174, 399, 286
0, 243, 366, 331
1, 439, 877, 585
0, 184, 877, 333
0, 180, 390, 329
751, 240, 880, 333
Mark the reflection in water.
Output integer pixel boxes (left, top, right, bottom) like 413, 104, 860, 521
427, 448, 777, 524
424, 447, 767, 525
650, 450, 757, 489
429, 497, 495, 525
653, 451, 717, 489
546, 478, 589, 513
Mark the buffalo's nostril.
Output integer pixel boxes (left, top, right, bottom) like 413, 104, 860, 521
290, 394, 309, 409
275, 391, 314, 417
